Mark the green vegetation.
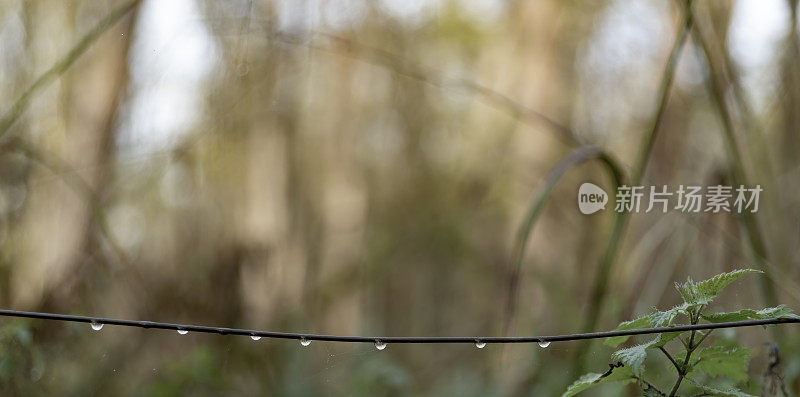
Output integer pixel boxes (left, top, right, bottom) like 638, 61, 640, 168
565, 270, 798, 396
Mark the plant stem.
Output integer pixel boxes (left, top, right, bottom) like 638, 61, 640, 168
635, 375, 666, 396
669, 309, 701, 396
694, 329, 712, 347
659, 346, 681, 372
670, 329, 694, 396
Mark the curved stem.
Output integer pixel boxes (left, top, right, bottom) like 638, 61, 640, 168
502, 146, 624, 336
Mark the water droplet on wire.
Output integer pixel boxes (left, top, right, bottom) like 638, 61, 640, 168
177, 329, 188, 335
90, 322, 104, 331
374, 340, 387, 350
538, 339, 550, 348
300, 337, 311, 346
475, 340, 486, 349
250, 335, 261, 341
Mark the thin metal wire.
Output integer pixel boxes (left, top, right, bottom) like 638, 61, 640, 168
0, 309, 797, 344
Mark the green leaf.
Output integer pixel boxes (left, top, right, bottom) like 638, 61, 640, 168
611, 331, 685, 376
606, 309, 687, 352
650, 330, 681, 349
648, 307, 681, 327
702, 305, 800, 323
687, 379, 755, 397
612, 342, 654, 374
605, 307, 686, 348
689, 346, 751, 382
562, 364, 635, 397
675, 269, 762, 306
605, 316, 651, 348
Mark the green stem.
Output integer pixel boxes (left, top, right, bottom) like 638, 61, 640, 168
659, 346, 681, 373
670, 310, 700, 396
693, 329, 712, 347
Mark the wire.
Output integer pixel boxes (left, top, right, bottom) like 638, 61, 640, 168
0, 309, 797, 344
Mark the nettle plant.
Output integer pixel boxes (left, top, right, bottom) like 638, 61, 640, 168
564, 269, 798, 397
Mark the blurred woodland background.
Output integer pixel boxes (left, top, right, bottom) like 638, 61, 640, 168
1, 0, 800, 395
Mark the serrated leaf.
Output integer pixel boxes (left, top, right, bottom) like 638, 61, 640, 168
611, 333, 680, 374
689, 346, 751, 382
612, 343, 652, 374
606, 306, 687, 349
648, 308, 679, 327
675, 269, 762, 306
650, 330, 681, 349
562, 364, 635, 397
687, 379, 755, 397
611, 332, 683, 376
702, 305, 799, 323
605, 316, 651, 347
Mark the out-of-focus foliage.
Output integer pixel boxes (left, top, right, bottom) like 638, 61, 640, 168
1, 0, 799, 395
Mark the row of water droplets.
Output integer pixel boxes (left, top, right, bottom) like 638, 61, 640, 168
89, 322, 551, 350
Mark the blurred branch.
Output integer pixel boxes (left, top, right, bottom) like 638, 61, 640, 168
0, 0, 140, 141
266, 30, 583, 147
